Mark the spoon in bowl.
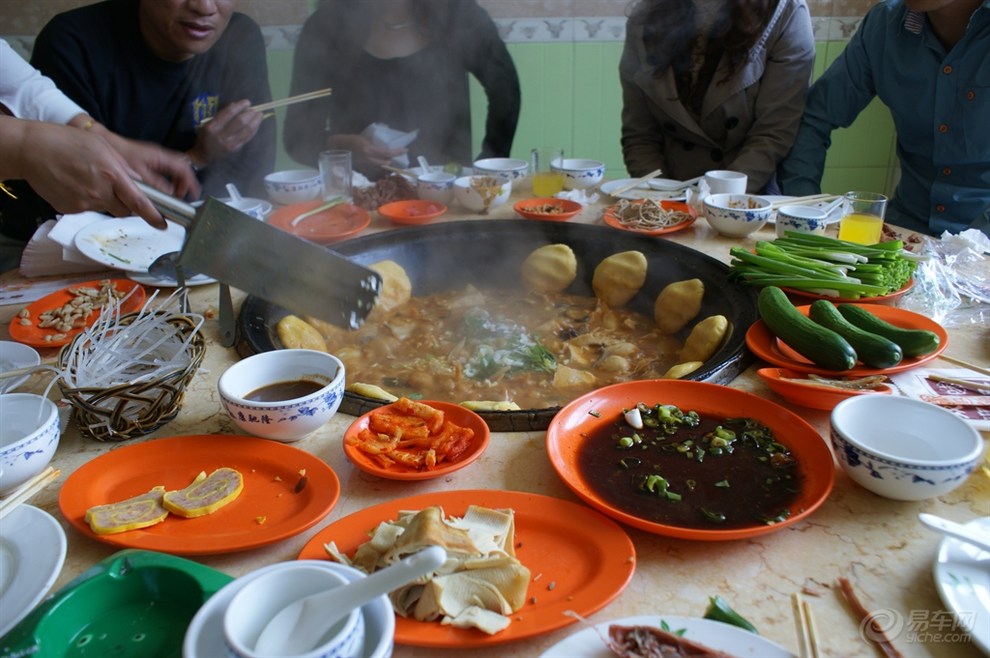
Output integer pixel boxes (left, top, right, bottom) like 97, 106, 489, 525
225, 183, 243, 202
253, 545, 446, 656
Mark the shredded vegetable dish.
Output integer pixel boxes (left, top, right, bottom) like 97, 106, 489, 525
607, 199, 694, 231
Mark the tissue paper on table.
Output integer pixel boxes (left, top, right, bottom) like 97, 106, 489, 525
889, 367, 990, 431
18, 214, 108, 278
361, 123, 418, 169
557, 189, 599, 206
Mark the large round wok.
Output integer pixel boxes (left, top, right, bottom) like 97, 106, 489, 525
237, 220, 758, 430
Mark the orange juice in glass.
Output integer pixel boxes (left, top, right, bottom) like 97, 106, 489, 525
838, 191, 888, 244
531, 147, 564, 197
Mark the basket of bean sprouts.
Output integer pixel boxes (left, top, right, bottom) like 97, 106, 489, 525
56, 291, 205, 441
601, 198, 697, 236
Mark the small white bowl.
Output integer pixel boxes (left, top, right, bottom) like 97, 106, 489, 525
184, 560, 394, 658
218, 349, 345, 442
472, 157, 530, 184
0, 394, 60, 495
224, 562, 364, 658
417, 171, 457, 205
775, 204, 829, 237
830, 396, 985, 501
453, 175, 511, 213
551, 158, 605, 190
264, 170, 322, 205
0, 341, 41, 394
703, 193, 773, 237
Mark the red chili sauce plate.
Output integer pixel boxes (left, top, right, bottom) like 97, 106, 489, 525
746, 303, 948, 376
8, 279, 146, 348
601, 199, 698, 236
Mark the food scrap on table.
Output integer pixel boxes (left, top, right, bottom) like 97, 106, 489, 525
347, 397, 475, 471
324, 505, 530, 634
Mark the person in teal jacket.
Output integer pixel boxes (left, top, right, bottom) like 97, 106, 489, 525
779, 0, 990, 236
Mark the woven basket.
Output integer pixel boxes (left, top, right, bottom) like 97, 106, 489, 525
57, 313, 206, 441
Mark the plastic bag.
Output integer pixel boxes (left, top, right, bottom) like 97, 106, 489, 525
896, 229, 990, 328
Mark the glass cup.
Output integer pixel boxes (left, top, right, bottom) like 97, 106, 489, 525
531, 147, 565, 197
838, 191, 887, 244
319, 150, 353, 202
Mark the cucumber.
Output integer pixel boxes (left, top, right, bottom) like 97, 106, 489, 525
836, 303, 941, 357
808, 300, 903, 368
757, 287, 857, 371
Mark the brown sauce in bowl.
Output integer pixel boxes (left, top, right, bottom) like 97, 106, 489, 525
245, 379, 324, 402
577, 405, 801, 529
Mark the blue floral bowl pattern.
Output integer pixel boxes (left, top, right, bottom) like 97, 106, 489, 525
829, 396, 985, 501
552, 158, 605, 190
703, 193, 773, 237
0, 394, 60, 495
218, 350, 345, 442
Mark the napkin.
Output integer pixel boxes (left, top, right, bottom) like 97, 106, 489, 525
361, 122, 418, 169
18, 216, 105, 278
889, 367, 990, 432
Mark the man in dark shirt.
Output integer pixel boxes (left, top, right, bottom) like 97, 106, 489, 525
31, 0, 275, 200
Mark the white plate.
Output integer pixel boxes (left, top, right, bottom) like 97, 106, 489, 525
0, 341, 40, 393
0, 505, 67, 637
934, 516, 990, 656
183, 559, 394, 658
127, 271, 217, 288
601, 179, 687, 201
73, 217, 187, 273
540, 615, 794, 657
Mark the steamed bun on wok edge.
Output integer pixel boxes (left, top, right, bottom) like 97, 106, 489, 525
324, 505, 530, 635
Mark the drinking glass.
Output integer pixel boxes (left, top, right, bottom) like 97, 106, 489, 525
838, 191, 887, 244
531, 147, 564, 197
319, 150, 353, 202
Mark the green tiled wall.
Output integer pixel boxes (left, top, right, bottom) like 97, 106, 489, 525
273, 39, 898, 196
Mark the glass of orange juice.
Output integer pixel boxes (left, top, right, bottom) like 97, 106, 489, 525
838, 191, 888, 244
531, 147, 564, 197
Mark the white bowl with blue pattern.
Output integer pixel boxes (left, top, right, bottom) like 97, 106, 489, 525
264, 169, 322, 205
830, 396, 985, 501
0, 394, 60, 495
703, 193, 772, 237
472, 157, 530, 185
218, 349, 345, 443
551, 158, 605, 190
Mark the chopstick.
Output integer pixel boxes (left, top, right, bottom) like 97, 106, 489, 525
937, 354, 990, 377
768, 194, 839, 210
610, 169, 664, 196
0, 466, 60, 521
200, 88, 332, 124
792, 592, 821, 658
926, 374, 990, 393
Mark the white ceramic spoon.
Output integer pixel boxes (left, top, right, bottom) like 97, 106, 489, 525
225, 183, 243, 201
919, 513, 990, 553
253, 545, 446, 655
417, 155, 432, 174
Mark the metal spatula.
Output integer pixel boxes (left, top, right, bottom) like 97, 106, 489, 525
137, 182, 381, 329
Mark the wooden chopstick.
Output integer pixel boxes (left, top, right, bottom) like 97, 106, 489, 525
769, 194, 839, 210
200, 88, 332, 124
610, 168, 664, 196
0, 466, 60, 521
792, 592, 821, 658
250, 88, 332, 113
937, 354, 990, 377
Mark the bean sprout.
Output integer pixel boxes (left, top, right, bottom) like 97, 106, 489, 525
607, 199, 693, 231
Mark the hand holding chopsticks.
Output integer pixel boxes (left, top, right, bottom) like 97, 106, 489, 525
0, 466, 60, 521
200, 88, 332, 124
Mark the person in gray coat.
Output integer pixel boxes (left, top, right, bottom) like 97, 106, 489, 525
619, 0, 815, 193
